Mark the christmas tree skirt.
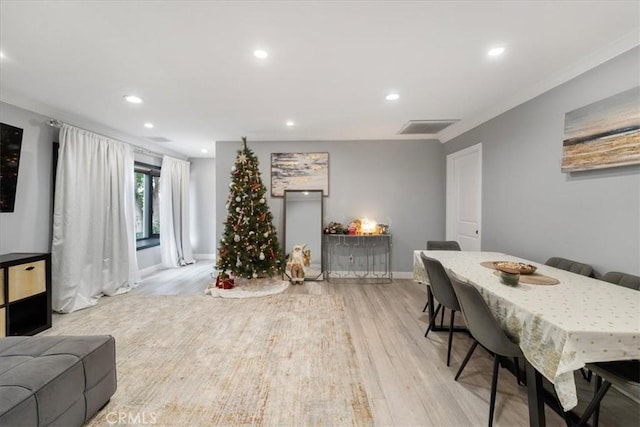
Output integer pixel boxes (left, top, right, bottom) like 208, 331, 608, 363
205, 276, 289, 298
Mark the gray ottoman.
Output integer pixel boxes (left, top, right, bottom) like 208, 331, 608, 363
0, 335, 116, 426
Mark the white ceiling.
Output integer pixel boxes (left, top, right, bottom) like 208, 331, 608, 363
1, 1, 639, 158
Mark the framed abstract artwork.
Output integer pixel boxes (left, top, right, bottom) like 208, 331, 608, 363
271, 152, 329, 196
562, 86, 640, 172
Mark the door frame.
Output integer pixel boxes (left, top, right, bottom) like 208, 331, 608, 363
446, 143, 482, 250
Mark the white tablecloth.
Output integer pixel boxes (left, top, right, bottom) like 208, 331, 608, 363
414, 250, 640, 410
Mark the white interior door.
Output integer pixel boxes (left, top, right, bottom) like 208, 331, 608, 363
446, 143, 482, 251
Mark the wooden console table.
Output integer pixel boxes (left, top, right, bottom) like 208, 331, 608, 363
323, 234, 392, 282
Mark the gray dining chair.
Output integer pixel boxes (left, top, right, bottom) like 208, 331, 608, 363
427, 240, 462, 251
423, 241, 461, 313
420, 253, 461, 367
577, 271, 640, 426
578, 360, 640, 426
601, 271, 640, 291
449, 272, 524, 427
544, 256, 594, 277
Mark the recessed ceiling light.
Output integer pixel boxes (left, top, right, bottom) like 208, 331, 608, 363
144, 122, 154, 129
386, 93, 400, 101
124, 95, 143, 104
286, 121, 295, 127
488, 47, 505, 57
201, 148, 209, 153
254, 49, 268, 59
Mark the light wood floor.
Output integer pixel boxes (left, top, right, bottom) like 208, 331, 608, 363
133, 261, 639, 426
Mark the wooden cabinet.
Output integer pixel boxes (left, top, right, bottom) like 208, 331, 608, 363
0, 253, 52, 336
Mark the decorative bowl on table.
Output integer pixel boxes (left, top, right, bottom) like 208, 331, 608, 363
494, 261, 537, 275
499, 271, 520, 286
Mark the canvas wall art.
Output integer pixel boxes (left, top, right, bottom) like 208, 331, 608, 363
271, 152, 329, 196
562, 86, 640, 172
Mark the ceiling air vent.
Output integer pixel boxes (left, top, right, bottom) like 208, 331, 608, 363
146, 136, 172, 143
397, 120, 459, 135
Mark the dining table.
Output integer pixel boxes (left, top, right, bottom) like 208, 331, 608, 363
413, 250, 640, 426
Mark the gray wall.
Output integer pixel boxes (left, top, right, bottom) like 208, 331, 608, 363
216, 139, 446, 273
0, 102, 57, 254
190, 158, 217, 257
136, 246, 161, 271
445, 46, 640, 275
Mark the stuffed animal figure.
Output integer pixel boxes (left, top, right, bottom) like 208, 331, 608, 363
287, 244, 307, 284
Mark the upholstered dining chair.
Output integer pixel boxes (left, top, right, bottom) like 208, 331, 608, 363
448, 272, 524, 427
423, 240, 461, 313
426, 240, 462, 251
578, 361, 640, 426
420, 253, 461, 367
577, 271, 640, 426
601, 271, 640, 291
544, 256, 594, 277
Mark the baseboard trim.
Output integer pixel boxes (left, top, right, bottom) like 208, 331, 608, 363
138, 264, 162, 278
137, 258, 417, 279
322, 271, 414, 280
393, 271, 414, 279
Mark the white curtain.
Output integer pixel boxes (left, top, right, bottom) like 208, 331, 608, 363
159, 155, 194, 267
52, 124, 139, 313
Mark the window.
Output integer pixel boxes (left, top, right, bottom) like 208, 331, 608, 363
135, 162, 161, 249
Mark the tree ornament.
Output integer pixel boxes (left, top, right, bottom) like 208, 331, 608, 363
260, 198, 265, 204
235, 196, 241, 202
238, 153, 248, 164
259, 252, 265, 260
236, 207, 241, 212
231, 165, 236, 172
234, 234, 240, 242
263, 231, 269, 237
236, 257, 242, 267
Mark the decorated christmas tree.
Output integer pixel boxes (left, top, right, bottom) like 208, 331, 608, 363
216, 137, 283, 280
